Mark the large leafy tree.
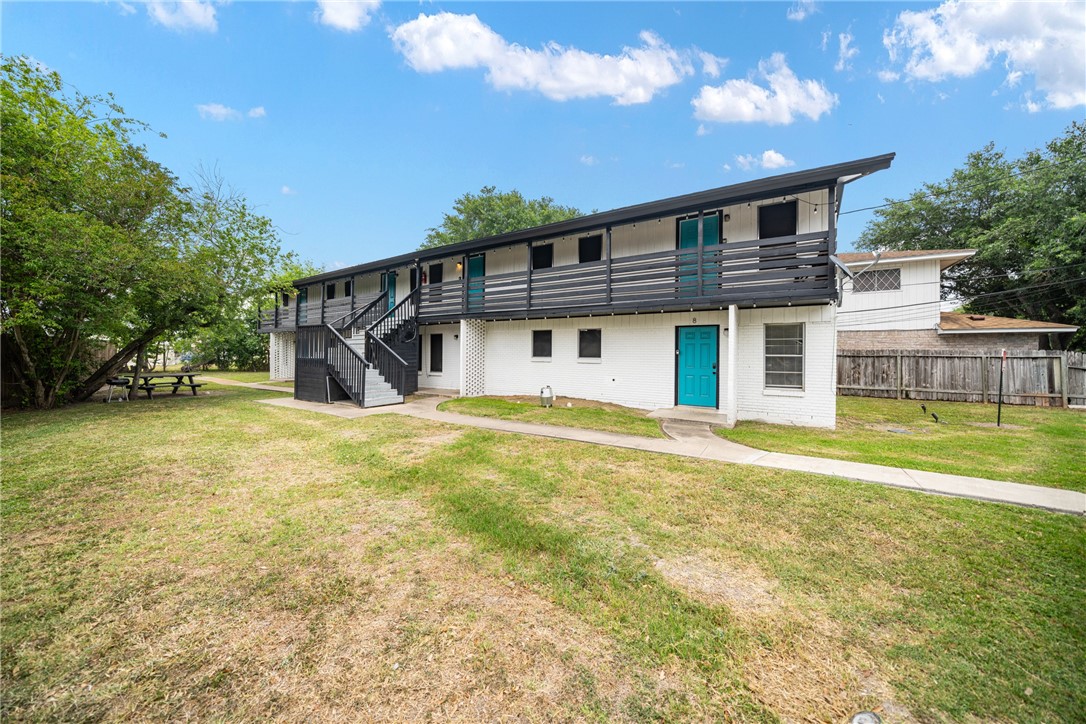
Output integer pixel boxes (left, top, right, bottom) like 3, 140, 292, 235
1, 56, 296, 407
420, 186, 581, 249
856, 122, 1086, 350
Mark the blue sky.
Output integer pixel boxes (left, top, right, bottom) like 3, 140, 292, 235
5, 1, 1084, 269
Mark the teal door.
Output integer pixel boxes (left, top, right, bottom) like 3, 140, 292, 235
677, 214, 720, 297
677, 326, 718, 407
467, 253, 485, 311
382, 272, 397, 311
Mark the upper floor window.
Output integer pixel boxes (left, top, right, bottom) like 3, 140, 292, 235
428, 263, 444, 284
344, 279, 353, 297
758, 200, 798, 239
853, 268, 901, 293
281, 292, 290, 307
578, 234, 603, 263
325, 283, 336, 300
532, 243, 553, 270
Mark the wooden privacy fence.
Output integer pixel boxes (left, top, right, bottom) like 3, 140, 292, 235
837, 349, 1086, 407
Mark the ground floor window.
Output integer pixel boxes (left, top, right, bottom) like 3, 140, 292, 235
578, 329, 602, 359
532, 330, 552, 358
764, 323, 804, 389
429, 333, 443, 373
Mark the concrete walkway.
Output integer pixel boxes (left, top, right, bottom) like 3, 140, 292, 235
250, 392, 1086, 515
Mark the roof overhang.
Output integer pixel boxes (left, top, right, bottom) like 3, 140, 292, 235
937, 326, 1079, 335
841, 250, 976, 271
297, 152, 895, 286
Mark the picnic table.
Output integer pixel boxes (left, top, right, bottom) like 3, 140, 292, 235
136, 371, 204, 399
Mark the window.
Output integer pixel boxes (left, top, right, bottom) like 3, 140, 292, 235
409, 268, 418, 289
578, 234, 603, 263
532, 243, 553, 270
298, 288, 308, 304
430, 333, 443, 373
758, 200, 798, 239
428, 263, 444, 285
532, 330, 552, 358
282, 292, 290, 307
578, 329, 601, 359
325, 283, 336, 300
764, 324, 804, 389
344, 279, 353, 297
852, 268, 901, 293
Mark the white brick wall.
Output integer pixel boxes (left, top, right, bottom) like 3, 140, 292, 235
481, 305, 836, 427
735, 305, 837, 428
483, 311, 731, 411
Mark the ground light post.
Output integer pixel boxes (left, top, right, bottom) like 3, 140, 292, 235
997, 348, 1006, 427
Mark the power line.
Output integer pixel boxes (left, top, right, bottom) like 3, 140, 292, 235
836, 276, 1086, 316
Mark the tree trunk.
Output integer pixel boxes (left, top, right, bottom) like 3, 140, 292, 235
128, 342, 147, 400
69, 327, 162, 402
44, 329, 82, 409
9, 327, 47, 408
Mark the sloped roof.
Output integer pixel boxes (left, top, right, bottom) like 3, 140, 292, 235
938, 312, 1078, 334
837, 249, 976, 271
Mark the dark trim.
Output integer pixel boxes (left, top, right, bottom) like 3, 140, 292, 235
674, 324, 721, 409
295, 153, 894, 286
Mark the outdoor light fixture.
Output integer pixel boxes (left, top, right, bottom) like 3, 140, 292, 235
455, 261, 463, 272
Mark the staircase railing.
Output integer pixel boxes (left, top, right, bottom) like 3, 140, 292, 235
332, 290, 389, 337
365, 285, 421, 397
325, 324, 367, 406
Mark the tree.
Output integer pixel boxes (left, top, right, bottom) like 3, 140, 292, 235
856, 122, 1086, 350
1, 56, 297, 407
420, 186, 581, 249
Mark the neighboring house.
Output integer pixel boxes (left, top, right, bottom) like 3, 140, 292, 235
259, 154, 895, 428
836, 249, 1078, 350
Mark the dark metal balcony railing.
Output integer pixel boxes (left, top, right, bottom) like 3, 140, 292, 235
419, 231, 831, 320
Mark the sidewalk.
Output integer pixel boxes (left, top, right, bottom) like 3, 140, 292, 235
254, 393, 1085, 516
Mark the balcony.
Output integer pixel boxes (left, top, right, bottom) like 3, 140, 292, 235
419, 231, 833, 322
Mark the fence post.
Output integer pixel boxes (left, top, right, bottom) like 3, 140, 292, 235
1059, 352, 1069, 408
895, 353, 902, 399
980, 354, 988, 403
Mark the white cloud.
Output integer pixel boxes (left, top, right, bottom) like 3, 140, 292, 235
196, 103, 241, 121
666, 161, 685, 169
247, 106, 266, 118
281, 185, 297, 195
877, 69, 900, 82
390, 12, 694, 105
721, 163, 732, 172
579, 155, 598, 166
315, 0, 380, 32
835, 32, 859, 72
883, 0, 1085, 109
147, 1, 217, 32
697, 50, 726, 78
696, 123, 710, 136
691, 53, 838, 125
787, 0, 817, 22
116, 2, 137, 16
735, 149, 796, 171
820, 31, 831, 52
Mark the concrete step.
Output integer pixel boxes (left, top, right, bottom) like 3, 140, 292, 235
364, 394, 404, 408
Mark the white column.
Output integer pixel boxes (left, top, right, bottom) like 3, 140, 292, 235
727, 304, 738, 425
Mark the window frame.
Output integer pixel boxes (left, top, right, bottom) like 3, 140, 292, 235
578, 234, 603, 264
578, 328, 602, 360
757, 200, 798, 240
852, 268, 902, 293
325, 282, 336, 301
531, 243, 554, 270
764, 323, 804, 390
532, 330, 552, 359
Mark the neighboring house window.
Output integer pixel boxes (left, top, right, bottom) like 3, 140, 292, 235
344, 279, 353, 297
430, 333, 443, 373
764, 324, 804, 389
532, 330, 552, 358
852, 268, 901, 293
758, 200, 798, 239
532, 243, 553, 270
325, 283, 336, 300
579, 329, 602, 359
579, 234, 603, 263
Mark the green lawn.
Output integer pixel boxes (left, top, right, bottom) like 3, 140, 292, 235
3, 388, 1083, 721
202, 370, 278, 383
439, 396, 665, 438
719, 396, 1086, 492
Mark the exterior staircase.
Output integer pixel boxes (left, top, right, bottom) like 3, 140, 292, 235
324, 287, 419, 408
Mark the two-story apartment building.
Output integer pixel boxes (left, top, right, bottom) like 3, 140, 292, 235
259, 154, 895, 428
